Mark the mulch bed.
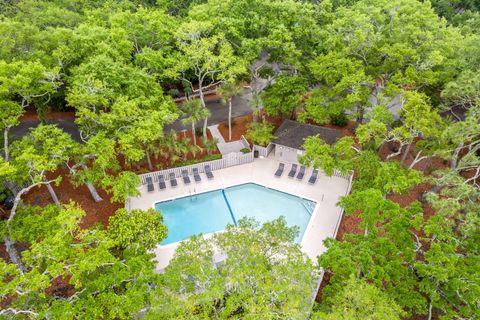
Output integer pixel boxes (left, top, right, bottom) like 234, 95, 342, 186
23, 167, 124, 229
19, 107, 76, 122
20, 128, 219, 230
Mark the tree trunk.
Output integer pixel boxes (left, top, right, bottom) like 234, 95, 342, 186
421, 157, 431, 173
145, 150, 153, 171
85, 181, 103, 202
386, 143, 405, 160
191, 122, 196, 145
228, 98, 232, 141
427, 301, 433, 320
401, 142, 412, 164
4, 126, 10, 162
202, 118, 208, 140
4, 235, 26, 272
451, 142, 464, 169
45, 181, 60, 205
5, 179, 55, 271
355, 105, 365, 126
198, 81, 209, 140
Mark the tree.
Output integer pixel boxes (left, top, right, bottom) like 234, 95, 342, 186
68, 131, 140, 203
170, 20, 247, 139
301, 0, 460, 125
245, 122, 275, 147
0, 60, 61, 120
108, 208, 167, 253
357, 91, 444, 165
438, 89, 480, 181
201, 136, 218, 156
0, 202, 166, 319
147, 217, 318, 318
299, 136, 356, 176
2, 125, 76, 270
218, 81, 243, 141
180, 99, 210, 145
261, 74, 308, 118
415, 172, 480, 319
304, 53, 372, 125
319, 196, 425, 315
313, 276, 405, 320
0, 100, 23, 162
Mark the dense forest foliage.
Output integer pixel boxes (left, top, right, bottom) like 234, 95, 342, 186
0, 0, 479, 319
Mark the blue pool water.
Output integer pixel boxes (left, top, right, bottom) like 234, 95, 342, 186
155, 183, 316, 245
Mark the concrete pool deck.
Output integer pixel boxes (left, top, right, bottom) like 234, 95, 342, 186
127, 156, 352, 271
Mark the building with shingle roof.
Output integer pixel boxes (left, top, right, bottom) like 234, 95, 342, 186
271, 120, 343, 163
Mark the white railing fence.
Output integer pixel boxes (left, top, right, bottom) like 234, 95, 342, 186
253, 143, 274, 157
332, 168, 351, 180
138, 151, 254, 184
240, 135, 251, 150
309, 170, 354, 311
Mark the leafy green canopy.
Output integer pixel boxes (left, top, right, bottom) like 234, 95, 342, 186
147, 217, 318, 319
301, 0, 460, 124
1, 203, 166, 319
245, 122, 275, 147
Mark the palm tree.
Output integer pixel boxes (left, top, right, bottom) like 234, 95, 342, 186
180, 99, 210, 145
201, 137, 218, 155
218, 81, 243, 141
176, 137, 191, 161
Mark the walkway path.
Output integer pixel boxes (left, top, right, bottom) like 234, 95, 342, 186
207, 124, 225, 143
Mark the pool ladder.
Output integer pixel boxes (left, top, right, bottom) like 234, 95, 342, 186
189, 187, 197, 201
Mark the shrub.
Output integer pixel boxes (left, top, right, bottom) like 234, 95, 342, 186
240, 148, 251, 154
330, 112, 349, 127
245, 122, 275, 147
167, 88, 180, 98
173, 154, 222, 167
0, 185, 11, 204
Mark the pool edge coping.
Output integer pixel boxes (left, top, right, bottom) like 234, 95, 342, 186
152, 181, 320, 249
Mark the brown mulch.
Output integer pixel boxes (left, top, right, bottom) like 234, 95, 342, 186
22, 167, 123, 230
335, 209, 363, 241
19, 106, 75, 122
378, 141, 449, 174
20, 128, 218, 230
322, 120, 357, 137
44, 276, 75, 298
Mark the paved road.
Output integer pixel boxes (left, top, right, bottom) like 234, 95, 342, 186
165, 93, 252, 132
11, 94, 253, 140
11, 118, 82, 142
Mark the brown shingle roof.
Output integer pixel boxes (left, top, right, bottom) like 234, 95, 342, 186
272, 120, 343, 150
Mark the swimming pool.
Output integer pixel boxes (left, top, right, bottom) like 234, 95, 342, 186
155, 183, 316, 245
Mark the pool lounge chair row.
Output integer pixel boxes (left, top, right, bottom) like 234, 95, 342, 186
274, 163, 319, 184
146, 165, 214, 192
